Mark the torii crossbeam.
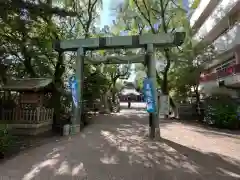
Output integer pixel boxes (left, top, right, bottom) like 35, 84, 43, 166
83, 55, 145, 64
53, 32, 185, 139
54, 32, 185, 51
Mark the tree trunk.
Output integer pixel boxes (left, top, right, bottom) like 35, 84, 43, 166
161, 47, 172, 94
0, 64, 7, 84
51, 87, 62, 131
52, 51, 65, 130
111, 79, 117, 103
23, 56, 36, 77
194, 84, 202, 120
21, 44, 37, 78
45, 0, 67, 130
159, 0, 177, 118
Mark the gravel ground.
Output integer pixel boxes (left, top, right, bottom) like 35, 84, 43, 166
0, 103, 239, 180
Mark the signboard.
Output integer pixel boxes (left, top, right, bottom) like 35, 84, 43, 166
143, 78, 156, 113
158, 95, 169, 116
69, 76, 78, 108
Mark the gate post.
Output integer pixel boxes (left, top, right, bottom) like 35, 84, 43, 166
146, 44, 160, 139
72, 47, 84, 133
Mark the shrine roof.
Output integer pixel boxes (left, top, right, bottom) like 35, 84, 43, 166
0, 78, 53, 92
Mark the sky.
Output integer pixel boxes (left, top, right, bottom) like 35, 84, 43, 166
100, 0, 113, 28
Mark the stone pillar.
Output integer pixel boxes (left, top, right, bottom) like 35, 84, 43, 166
146, 44, 160, 139
72, 47, 84, 134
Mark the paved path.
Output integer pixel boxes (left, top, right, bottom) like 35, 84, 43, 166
0, 104, 240, 180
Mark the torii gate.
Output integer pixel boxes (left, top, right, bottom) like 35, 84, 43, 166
54, 32, 185, 139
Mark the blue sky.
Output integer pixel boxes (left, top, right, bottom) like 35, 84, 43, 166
100, 0, 112, 27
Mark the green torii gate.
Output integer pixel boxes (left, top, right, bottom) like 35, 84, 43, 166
54, 32, 185, 139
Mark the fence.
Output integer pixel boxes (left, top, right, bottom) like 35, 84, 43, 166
1, 107, 54, 124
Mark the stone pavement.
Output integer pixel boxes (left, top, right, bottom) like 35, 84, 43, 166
0, 103, 240, 180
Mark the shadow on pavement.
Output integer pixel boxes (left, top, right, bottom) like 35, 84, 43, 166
0, 108, 239, 180
161, 138, 240, 179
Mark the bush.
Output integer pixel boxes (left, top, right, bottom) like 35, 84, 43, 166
0, 124, 15, 158
203, 94, 240, 129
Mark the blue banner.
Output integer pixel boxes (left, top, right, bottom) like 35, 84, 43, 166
143, 78, 156, 113
69, 76, 78, 108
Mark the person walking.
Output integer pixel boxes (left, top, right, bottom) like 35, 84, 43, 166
127, 96, 131, 108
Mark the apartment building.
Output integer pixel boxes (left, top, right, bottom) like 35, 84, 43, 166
190, 0, 240, 97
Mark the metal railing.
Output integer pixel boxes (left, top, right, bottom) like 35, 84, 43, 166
200, 64, 240, 82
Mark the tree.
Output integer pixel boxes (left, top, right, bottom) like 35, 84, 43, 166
112, 0, 193, 116
90, 25, 133, 104
0, 0, 80, 78
170, 42, 216, 102
134, 63, 146, 91
0, 0, 110, 126
102, 64, 131, 102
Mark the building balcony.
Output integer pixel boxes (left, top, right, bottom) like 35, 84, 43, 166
199, 63, 240, 96
200, 63, 240, 82
202, 24, 240, 70
213, 23, 240, 54
190, 0, 219, 32
195, 0, 239, 42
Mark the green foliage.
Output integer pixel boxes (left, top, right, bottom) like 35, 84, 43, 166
191, 0, 201, 9
0, 125, 15, 157
115, 0, 201, 98
204, 94, 240, 129
169, 39, 216, 102
0, 0, 115, 133
102, 63, 131, 98
84, 66, 110, 101
133, 63, 145, 90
